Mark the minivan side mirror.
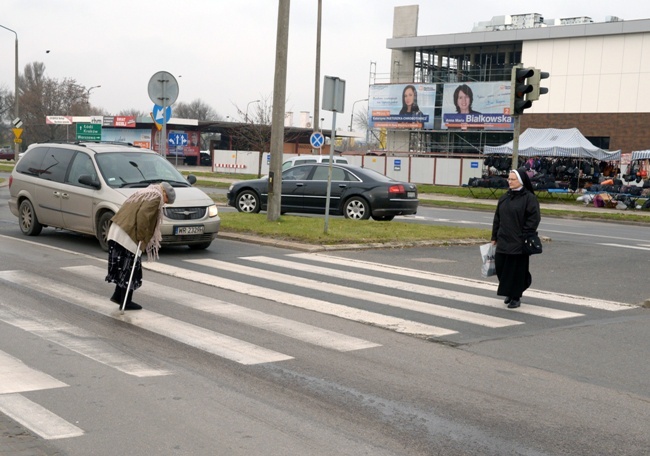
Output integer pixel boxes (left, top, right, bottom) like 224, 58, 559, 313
78, 174, 101, 189
186, 174, 197, 185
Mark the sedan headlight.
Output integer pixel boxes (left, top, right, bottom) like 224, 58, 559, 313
208, 204, 219, 218
228, 184, 234, 192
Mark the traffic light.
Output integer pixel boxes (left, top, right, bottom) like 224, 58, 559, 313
527, 69, 550, 101
509, 65, 534, 115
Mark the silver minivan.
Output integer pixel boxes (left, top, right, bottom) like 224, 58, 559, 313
8, 142, 220, 250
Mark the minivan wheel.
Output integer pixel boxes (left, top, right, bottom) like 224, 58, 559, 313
97, 211, 114, 252
344, 196, 370, 220
18, 199, 43, 236
236, 190, 261, 213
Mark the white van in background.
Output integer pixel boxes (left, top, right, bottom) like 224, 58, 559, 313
282, 155, 348, 171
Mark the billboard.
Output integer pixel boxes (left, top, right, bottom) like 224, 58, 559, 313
368, 83, 435, 129
441, 82, 513, 130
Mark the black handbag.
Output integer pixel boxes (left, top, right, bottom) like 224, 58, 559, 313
523, 233, 543, 255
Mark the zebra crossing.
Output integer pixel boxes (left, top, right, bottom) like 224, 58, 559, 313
0, 252, 634, 441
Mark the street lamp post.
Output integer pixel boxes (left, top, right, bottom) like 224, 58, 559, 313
0, 24, 19, 160
86, 85, 101, 101
349, 98, 368, 131
246, 99, 260, 123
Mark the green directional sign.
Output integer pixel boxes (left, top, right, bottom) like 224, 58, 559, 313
76, 123, 102, 141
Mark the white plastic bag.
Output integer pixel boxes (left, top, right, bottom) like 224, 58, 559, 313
480, 243, 496, 278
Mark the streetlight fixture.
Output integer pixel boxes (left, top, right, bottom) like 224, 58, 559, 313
0, 24, 19, 160
246, 99, 260, 123
349, 98, 368, 131
87, 85, 101, 96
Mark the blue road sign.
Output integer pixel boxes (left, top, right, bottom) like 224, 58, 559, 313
168, 132, 188, 146
310, 132, 325, 149
153, 104, 173, 124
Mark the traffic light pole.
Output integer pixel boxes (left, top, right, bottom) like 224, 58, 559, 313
511, 115, 521, 170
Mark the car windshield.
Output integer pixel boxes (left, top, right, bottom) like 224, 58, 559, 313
95, 152, 189, 188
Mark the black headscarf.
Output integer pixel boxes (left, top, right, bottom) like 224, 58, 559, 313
512, 168, 535, 194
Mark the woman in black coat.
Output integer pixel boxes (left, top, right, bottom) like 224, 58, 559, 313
491, 168, 541, 308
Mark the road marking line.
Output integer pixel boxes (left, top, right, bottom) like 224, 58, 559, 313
0, 271, 291, 365
0, 350, 68, 395
186, 259, 520, 328
0, 304, 171, 377
0, 393, 84, 440
289, 253, 632, 311
64, 265, 380, 352
242, 256, 582, 320
599, 243, 650, 251
142, 262, 456, 338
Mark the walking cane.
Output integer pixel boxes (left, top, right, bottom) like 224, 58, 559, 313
120, 241, 142, 315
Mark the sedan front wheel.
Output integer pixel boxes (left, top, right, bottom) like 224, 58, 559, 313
236, 190, 261, 213
344, 196, 370, 220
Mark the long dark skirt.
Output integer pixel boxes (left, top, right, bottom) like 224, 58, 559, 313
105, 240, 143, 291
495, 252, 531, 300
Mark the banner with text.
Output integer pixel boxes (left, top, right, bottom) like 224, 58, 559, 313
368, 83, 435, 130
441, 82, 513, 130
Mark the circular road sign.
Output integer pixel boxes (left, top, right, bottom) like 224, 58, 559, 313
310, 131, 325, 149
148, 71, 179, 106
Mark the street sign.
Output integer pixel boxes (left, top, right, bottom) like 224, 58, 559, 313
148, 71, 179, 106
12, 128, 23, 139
46, 116, 73, 125
168, 132, 188, 146
12, 117, 23, 128
76, 123, 102, 141
153, 104, 172, 124
310, 132, 325, 149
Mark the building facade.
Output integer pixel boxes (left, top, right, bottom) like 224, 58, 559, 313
384, 5, 650, 155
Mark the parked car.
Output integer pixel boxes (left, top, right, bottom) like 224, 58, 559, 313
8, 141, 220, 250
282, 155, 348, 171
0, 147, 15, 161
227, 163, 418, 220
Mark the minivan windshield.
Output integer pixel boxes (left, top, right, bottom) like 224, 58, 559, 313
96, 152, 189, 188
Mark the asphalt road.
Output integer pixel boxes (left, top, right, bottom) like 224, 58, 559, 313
1, 174, 649, 455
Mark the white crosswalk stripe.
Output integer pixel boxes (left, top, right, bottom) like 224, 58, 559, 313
63, 265, 381, 352
186, 259, 522, 328
0, 270, 292, 365
0, 303, 171, 377
0, 350, 82, 440
144, 261, 457, 338
242, 256, 584, 320
0, 350, 68, 395
0, 394, 84, 440
288, 253, 632, 311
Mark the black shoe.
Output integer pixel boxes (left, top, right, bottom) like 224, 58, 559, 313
507, 299, 521, 309
110, 286, 124, 305
122, 301, 142, 311
504, 297, 512, 304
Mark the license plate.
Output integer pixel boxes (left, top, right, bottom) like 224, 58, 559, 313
175, 225, 204, 235
407, 191, 416, 198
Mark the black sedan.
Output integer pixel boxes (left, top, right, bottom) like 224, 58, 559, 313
226, 164, 418, 221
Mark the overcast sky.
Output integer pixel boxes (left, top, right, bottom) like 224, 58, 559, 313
3, 1, 650, 129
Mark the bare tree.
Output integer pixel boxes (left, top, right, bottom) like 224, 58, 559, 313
232, 97, 273, 177
15, 62, 106, 145
173, 99, 222, 121
118, 109, 147, 118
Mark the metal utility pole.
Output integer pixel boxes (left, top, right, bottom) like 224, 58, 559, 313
267, 0, 290, 221
511, 115, 521, 170
312, 0, 322, 154
0, 24, 19, 160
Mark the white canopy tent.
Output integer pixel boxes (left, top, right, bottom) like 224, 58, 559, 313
631, 150, 650, 160
484, 128, 621, 161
